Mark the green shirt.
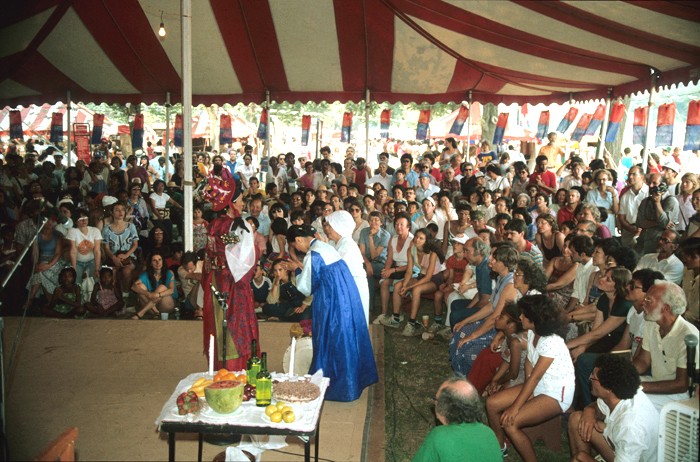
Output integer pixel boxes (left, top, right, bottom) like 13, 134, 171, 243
411, 422, 502, 462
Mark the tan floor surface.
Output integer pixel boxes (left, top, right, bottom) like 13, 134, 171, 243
3, 318, 384, 462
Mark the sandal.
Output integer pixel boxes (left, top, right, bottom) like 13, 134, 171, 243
131, 313, 143, 320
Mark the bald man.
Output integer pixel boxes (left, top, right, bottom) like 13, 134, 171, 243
412, 377, 502, 461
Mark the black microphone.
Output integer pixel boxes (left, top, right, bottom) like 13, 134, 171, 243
684, 334, 698, 397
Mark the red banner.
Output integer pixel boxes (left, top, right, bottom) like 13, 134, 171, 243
380, 109, 391, 139
301, 115, 311, 146
416, 109, 431, 140
9, 110, 22, 139
632, 106, 648, 145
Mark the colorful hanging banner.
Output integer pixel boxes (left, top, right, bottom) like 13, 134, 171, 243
604, 102, 625, 143
341, 112, 353, 143
571, 113, 592, 142
416, 109, 431, 140
301, 115, 311, 146
449, 105, 469, 136
556, 107, 579, 133
632, 106, 648, 146
257, 108, 268, 139
91, 113, 104, 144
219, 114, 232, 145
380, 109, 391, 139
492, 113, 509, 145
536, 111, 550, 140
131, 114, 144, 151
655, 102, 675, 147
50, 113, 63, 143
584, 104, 606, 136
683, 100, 700, 151
9, 110, 23, 139
174, 114, 183, 147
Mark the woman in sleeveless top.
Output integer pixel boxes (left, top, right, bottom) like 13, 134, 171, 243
386, 228, 445, 335
544, 235, 577, 311
535, 214, 564, 264
376, 213, 413, 325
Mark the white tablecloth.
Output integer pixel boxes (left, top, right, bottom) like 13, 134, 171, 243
156, 371, 328, 434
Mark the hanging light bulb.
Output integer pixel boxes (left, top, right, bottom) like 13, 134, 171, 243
158, 11, 166, 37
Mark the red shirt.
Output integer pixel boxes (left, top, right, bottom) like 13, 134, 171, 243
446, 255, 468, 283
529, 170, 557, 190
557, 207, 577, 227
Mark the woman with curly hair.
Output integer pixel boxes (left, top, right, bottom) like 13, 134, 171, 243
486, 295, 574, 461
383, 228, 444, 337
535, 214, 564, 264
567, 267, 633, 406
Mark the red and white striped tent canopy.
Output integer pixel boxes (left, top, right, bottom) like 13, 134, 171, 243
1, 1, 699, 107
0, 102, 118, 136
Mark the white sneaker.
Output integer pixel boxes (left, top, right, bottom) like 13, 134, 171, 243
372, 314, 387, 325
400, 322, 424, 337
427, 322, 444, 334
379, 315, 401, 328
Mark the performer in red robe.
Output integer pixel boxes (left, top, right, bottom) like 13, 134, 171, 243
202, 171, 259, 371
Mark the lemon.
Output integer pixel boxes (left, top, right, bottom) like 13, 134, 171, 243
265, 405, 277, 416
270, 411, 283, 423
276, 401, 286, 410
282, 410, 295, 423
281, 406, 293, 414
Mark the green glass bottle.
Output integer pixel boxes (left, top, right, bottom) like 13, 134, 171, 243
255, 352, 272, 407
246, 339, 261, 387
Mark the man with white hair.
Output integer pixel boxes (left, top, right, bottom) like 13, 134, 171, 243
632, 280, 699, 411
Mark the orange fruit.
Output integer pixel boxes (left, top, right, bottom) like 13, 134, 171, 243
236, 374, 247, 384
216, 368, 228, 377
222, 372, 237, 381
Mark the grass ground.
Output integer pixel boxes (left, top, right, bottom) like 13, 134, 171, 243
379, 298, 571, 462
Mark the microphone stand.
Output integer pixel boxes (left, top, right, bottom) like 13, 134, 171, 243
210, 284, 229, 368
0, 217, 48, 461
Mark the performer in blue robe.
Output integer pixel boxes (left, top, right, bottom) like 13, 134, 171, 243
287, 225, 378, 402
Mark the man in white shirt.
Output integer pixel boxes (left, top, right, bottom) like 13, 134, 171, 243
611, 269, 665, 360
617, 166, 648, 247
568, 353, 658, 462
633, 280, 699, 411
414, 197, 446, 240
635, 229, 684, 284
566, 235, 598, 312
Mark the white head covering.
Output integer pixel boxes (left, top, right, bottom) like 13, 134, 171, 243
326, 210, 355, 239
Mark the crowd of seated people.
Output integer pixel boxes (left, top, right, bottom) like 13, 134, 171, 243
2, 134, 700, 460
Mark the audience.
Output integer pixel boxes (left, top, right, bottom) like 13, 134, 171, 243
5, 136, 700, 459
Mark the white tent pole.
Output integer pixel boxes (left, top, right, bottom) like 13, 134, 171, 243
66, 91, 71, 167
182, 0, 193, 252
596, 89, 612, 159
315, 118, 320, 160
642, 71, 658, 172
165, 92, 171, 182
365, 89, 370, 160
466, 91, 472, 160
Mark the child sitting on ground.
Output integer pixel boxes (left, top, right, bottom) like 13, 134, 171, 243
251, 262, 271, 313
44, 267, 84, 318
84, 266, 124, 317
425, 240, 471, 339
468, 301, 527, 395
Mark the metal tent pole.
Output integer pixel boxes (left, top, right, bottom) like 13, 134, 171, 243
597, 88, 613, 159
466, 91, 472, 159
642, 70, 659, 172
365, 89, 370, 160
66, 91, 71, 166
165, 92, 171, 182
181, 0, 193, 252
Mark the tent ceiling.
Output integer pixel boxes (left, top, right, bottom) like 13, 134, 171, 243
1, 0, 699, 107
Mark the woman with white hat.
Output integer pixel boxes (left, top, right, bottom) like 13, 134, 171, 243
324, 210, 369, 325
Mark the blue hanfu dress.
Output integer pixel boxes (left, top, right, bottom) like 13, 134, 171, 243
297, 239, 378, 402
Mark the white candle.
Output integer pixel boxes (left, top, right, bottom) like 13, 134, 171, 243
208, 334, 215, 375
288, 336, 297, 377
